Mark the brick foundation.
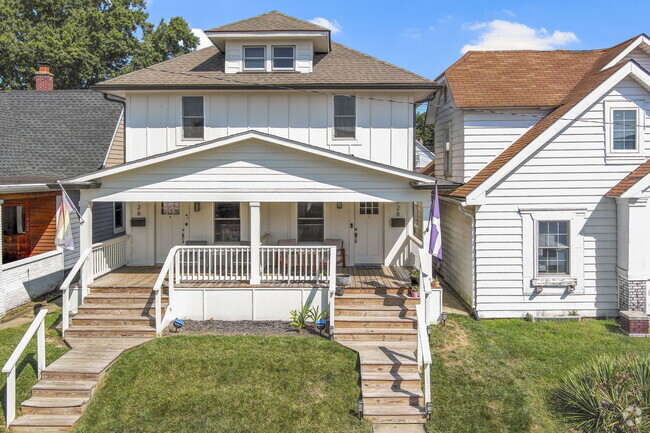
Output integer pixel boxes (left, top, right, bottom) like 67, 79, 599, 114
620, 311, 650, 337
618, 275, 647, 312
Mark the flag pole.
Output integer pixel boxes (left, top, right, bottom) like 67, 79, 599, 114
56, 181, 84, 223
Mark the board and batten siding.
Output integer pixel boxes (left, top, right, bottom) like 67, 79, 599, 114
125, 92, 415, 170
473, 77, 650, 318
438, 199, 474, 307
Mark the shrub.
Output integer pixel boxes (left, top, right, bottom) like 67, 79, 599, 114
557, 355, 650, 432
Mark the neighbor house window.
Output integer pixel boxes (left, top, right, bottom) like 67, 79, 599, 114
214, 203, 241, 243
333, 95, 356, 139
537, 221, 570, 275
272, 46, 295, 70
298, 202, 324, 242
243, 46, 265, 70
182, 96, 204, 139
612, 109, 637, 150
2, 206, 26, 235
443, 126, 451, 175
113, 202, 125, 233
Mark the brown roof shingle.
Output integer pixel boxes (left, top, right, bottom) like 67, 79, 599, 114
93, 42, 435, 90
606, 160, 650, 197
206, 11, 329, 33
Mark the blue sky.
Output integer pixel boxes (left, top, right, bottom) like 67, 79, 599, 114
147, 0, 649, 79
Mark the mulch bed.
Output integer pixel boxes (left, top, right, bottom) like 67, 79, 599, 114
164, 320, 330, 338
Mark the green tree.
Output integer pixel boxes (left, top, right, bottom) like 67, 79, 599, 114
0, 0, 199, 89
416, 111, 435, 151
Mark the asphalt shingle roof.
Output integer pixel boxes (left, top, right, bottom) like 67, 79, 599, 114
206, 11, 329, 32
0, 90, 123, 184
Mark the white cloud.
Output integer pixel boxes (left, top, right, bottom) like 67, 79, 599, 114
461, 20, 579, 53
309, 17, 342, 33
401, 28, 422, 39
191, 28, 213, 50
502, 9, 515, 17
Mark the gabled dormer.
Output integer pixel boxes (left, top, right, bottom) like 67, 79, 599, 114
204, 11, 331, 74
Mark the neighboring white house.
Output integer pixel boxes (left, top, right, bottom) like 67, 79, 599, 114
426, 34, 650, 320
61, 11, 451, 322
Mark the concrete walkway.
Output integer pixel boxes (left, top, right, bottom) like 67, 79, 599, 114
374, 423, 427, 432
0, 296, 62, 330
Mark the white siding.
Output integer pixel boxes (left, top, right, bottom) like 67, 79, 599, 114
432, 97, 464, 182
622, 47, 650, 73
473, 78, 650, 318
225, 39, 313, 74
125, 92, 415, 170
439, 199, 474, 306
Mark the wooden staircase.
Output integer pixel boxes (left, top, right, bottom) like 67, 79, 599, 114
335, 285, 427, 424
8, 286, 165, 432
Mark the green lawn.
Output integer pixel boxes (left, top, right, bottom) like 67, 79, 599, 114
427, 315, 650, 433
0, 309, 69, 430
73, 335, 372, 433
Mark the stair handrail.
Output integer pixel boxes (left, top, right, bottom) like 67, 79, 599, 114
61, 246, 93, 337
2, 309, 48, 426
153, 246, 181, 336
327, 245, 337, 339
415, 303, 432, 417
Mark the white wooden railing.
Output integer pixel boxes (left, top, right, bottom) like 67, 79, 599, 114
2, 309, 48, 426
260, 246, 333, 282
154, 246, 181, 336
91, 235, 129, 278
415, 303, 432, 416
61, 235, 130, 336
174, 246, 251, 282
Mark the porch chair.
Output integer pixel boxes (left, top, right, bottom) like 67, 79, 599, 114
324, 239, 346, 268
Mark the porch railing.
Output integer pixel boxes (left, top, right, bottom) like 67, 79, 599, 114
174, 246, 251, 282
260, 246, 333, 282
61, 235, 130, 336
2, 309, 48, 426
415, 303, 432, 416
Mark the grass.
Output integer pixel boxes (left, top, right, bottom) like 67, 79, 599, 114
0, 309, 68, 430
427, 315, 650, 433
73, 335, 372, 433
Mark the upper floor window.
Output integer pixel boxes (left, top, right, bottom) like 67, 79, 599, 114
443, 126, 452, 175
243, 46, 265, 70
182, 96, 204, 140
538, 221, 570, 275
613, 109, 637, 150
333, 95, 356, 139
272, 46, 295, 70
215, 203, 241, 243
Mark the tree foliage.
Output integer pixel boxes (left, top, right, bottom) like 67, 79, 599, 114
416, 111, 435, 151
0, 0, 199, 89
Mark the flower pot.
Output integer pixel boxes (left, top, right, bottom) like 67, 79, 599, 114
335, 286, 345, 296
336, 274, 352, 287
409, 289, 420, 298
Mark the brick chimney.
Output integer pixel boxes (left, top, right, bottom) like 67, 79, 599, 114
35, 62, 54, 91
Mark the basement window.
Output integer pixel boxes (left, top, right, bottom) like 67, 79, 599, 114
182, 96, 204, 140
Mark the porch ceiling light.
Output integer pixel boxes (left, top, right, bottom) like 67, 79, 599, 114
194, 202, 201, 212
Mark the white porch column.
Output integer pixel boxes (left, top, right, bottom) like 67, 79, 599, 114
249, 202, 261, 285
79, 200, 94, 290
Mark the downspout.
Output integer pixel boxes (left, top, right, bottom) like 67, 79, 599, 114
457, 203, 479, 320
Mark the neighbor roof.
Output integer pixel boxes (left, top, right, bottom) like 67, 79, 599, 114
206, 10, 329, 32
606, 159, 650, 197
0, 90, 123, 185
442, 34, 645, 108
93, 43, 434, 90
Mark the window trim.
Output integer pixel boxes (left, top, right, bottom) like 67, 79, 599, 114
442, 124, 452, 176
181, 96, 205, 141
332, 95, 357, 141
214, 202, 242, 244
520, 208, 586, 295
296, 202, 325, 243
271, 45, 295, 71
604, 100, 645, 162
243, 45, 266, 71
113, 202, 126, 234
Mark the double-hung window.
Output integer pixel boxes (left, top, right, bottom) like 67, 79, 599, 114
443, 126, 452, 175
214, 203, 241, 243
243, 46, 265, 70
113, 202, 125, 233
182, 96, 204, 140
333, 95, 356, 139
297, 202, 324, 242
612, 109, 637, 150
537, 221, 570, 275
2, 206, 26, 235
272, 46, 295, 70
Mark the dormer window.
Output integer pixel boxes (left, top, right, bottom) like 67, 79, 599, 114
243, 46, 265, 70
272, 46, 295, 70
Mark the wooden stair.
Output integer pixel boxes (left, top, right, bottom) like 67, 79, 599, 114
335, 286, 427, 424
8, 285, 160, 432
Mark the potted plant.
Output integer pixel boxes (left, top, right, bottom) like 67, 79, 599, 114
409, 269, 420, 285
335, 274, 351, 295
409, 284, 420, 298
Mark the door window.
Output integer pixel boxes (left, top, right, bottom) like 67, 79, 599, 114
359, 202, 379, 215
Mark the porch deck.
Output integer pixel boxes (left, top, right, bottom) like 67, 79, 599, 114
89, 265, 413, 289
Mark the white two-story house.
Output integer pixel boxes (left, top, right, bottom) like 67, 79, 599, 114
426, 34, 650, 329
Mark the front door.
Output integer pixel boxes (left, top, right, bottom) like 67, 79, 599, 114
354, 202, 383, 264
155, 202, 188, 263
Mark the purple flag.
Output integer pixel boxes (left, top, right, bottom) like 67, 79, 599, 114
428, 185, 442, 260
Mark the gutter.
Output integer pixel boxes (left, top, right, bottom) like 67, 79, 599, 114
90, 83, 443, 92
0, 184, 52, 193
46, 182, 102, 190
